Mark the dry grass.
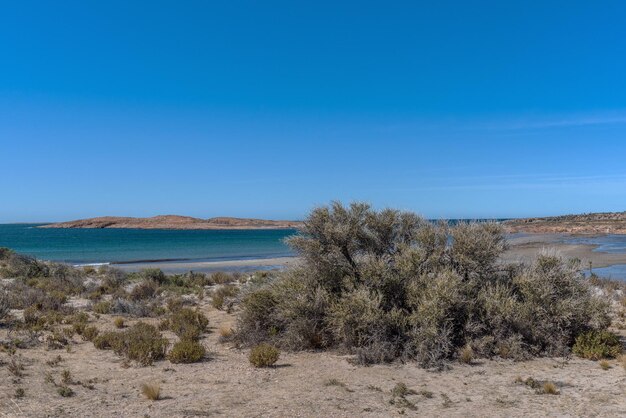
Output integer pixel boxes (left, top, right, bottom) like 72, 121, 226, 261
141, 382, 161, 401
542, 381, 559, 395
219, 325, 233, 338
599, 360, 611, 370
459, 345, 474, 364
619, 354, 626, 371
113, 317, 125, 329
61, 369, 72, 385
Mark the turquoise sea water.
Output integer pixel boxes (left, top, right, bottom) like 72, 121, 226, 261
0, 224, 296, 265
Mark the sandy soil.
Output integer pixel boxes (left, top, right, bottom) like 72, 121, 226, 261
1, 299, 625, 418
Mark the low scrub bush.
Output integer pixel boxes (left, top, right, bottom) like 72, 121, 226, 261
211, 285, 239, 310
572, 330, 622, 360
235, 202, 612, 367
92, 301, 111, 314
162, 308, 209, 341
92, 323, 168, 366
168, 339, 206, 363
249, 343, 280, 367
130, 280, 159, 301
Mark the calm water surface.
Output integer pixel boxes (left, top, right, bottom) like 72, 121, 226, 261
0, 224, 296, 264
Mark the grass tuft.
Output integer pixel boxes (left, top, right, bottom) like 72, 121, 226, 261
141, 382, 161, 401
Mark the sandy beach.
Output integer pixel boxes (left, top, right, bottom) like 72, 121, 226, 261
113, 256, 299, 274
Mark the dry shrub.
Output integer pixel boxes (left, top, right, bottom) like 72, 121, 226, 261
168, 339, 206, 363
249, 343, 280, 367
211, 285, 239, 310
599, 360, 611, 370
572, 330, 622, 360
542, 381, 559, 395
130, 280, 159, 301
162, 308, 208, 341
113, 317, 125, 329
57, 386, 74, 397
141, 382, 161, 401
219, 325, 233, 337
234, 202, 612, 368
0, 291, 9, 320
458, 345, 474, 364
92, 301, 111, 314
81, 326, 99, 341
92, 323, 168, 366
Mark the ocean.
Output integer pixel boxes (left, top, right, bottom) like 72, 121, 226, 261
0, 224, 296, 265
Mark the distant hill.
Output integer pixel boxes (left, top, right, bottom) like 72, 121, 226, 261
504, 212, 626, 234
40, 215, 302, 230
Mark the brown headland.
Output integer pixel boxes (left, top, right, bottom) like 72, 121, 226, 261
504, 211, 626, 234
39, 215, 301, 230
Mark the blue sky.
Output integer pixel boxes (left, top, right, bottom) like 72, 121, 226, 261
1, 1, 626, 222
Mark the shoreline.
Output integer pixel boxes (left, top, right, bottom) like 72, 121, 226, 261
103, 233, 626, 278
111, 256, 299, 273
503, 233, 626, 269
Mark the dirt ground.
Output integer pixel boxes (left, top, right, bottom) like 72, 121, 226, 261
1, 300, 625, 418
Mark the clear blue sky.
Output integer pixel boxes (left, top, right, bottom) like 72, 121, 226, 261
1, 1, 626, 222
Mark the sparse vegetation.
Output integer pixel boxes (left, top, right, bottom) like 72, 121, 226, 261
57, 386, 74, 397
141, 382, 161, 401
249, 343, 280, 367
211, 285, 239, 311
92, 323, 168, 366
162, 307, 209, 341
572, 330, 622, 360
114, 317, 125, 328
599, 360, 611, 370
235, 202, 611, 367
541, 381, 559, 395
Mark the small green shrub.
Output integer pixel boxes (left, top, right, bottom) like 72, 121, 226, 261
81, 326, 99, 341
164, 308, 209, 341
92, 323, 168, 366
572, 330, 622, 360
249, 343, 280, 367
168, 339, 206, 363
140, 268, 167, 285
92, 301, 111, 314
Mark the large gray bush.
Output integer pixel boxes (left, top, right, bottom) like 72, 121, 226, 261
235, 202, 610, 367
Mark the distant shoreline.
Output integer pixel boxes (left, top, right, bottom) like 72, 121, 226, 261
40, 215, 302, 230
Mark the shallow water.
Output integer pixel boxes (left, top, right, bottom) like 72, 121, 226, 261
0, 224, 296, 264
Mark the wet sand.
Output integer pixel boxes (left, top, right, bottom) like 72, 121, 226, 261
503, 234, 626, 270
114, 256, 299, 274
